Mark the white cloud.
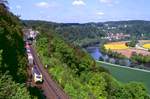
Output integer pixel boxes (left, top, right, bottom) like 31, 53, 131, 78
100, 0, 119, 6
97, 12, 104, 16
100, 0, 112, 4
72, 0, 86, 6
35, 2, 50, 8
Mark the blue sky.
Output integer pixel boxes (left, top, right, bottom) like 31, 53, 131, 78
8, 0, 150, 23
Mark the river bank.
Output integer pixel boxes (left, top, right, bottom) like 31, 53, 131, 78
85, 44, 150, 70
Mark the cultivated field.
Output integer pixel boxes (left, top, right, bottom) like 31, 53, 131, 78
104, 41, 150, 58
104, 42, 129, 50
97, 61, 150, 94
143, 44, 150, 49
114, 48, 150, 58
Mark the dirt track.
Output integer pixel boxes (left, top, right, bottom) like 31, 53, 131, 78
30, 45, 69, 99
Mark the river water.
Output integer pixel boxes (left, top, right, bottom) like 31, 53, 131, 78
86, 46, 102, 60
85, 44, 131, 66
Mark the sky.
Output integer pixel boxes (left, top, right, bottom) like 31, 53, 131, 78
8, 0, 150, 23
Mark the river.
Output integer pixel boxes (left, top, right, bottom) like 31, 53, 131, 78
85, 44, 131, 66
86, 46, 102, 60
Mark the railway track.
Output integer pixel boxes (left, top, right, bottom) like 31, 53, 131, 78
30, 45, 69, 99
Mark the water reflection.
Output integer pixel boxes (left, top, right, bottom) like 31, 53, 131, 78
86, 47, 102, 60
86, 45, 131, 66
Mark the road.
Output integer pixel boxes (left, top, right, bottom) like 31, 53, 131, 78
30, 45, 69, 99
97, 61, 150, 73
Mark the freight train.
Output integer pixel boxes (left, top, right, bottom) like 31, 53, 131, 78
25, 41, 43, 83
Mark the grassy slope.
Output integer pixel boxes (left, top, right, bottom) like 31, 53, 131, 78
97, 61, 150, 93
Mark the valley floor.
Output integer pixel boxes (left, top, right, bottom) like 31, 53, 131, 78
97, 61, 150, 94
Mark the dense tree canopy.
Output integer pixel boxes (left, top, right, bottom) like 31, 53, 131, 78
131, 53, 150, 64
0, 1, 33, 98
0, 73, 31, 99
0, 1, 27, 82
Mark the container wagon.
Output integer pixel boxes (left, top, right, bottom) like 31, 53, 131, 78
25, 42, 30, 49
27, 53, 34, 65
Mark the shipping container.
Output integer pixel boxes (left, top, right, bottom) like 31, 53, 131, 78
28, 53, 33, 65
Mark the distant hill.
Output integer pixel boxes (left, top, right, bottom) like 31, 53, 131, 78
23, 20, 150, 46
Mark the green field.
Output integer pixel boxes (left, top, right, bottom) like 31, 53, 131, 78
97, 61, 150, 94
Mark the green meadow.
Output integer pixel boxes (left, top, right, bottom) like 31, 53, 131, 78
97, 61, 150, 94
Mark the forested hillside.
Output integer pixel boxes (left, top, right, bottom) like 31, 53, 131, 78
0, 1, 31, 98
24, 20, 150, 46
30, 23, 150, 98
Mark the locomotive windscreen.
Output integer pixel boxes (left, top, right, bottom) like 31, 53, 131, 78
33, 66, 41, 75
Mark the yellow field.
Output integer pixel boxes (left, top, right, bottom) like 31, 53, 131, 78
104, 42, 129, 50
143, 44, 150, 49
